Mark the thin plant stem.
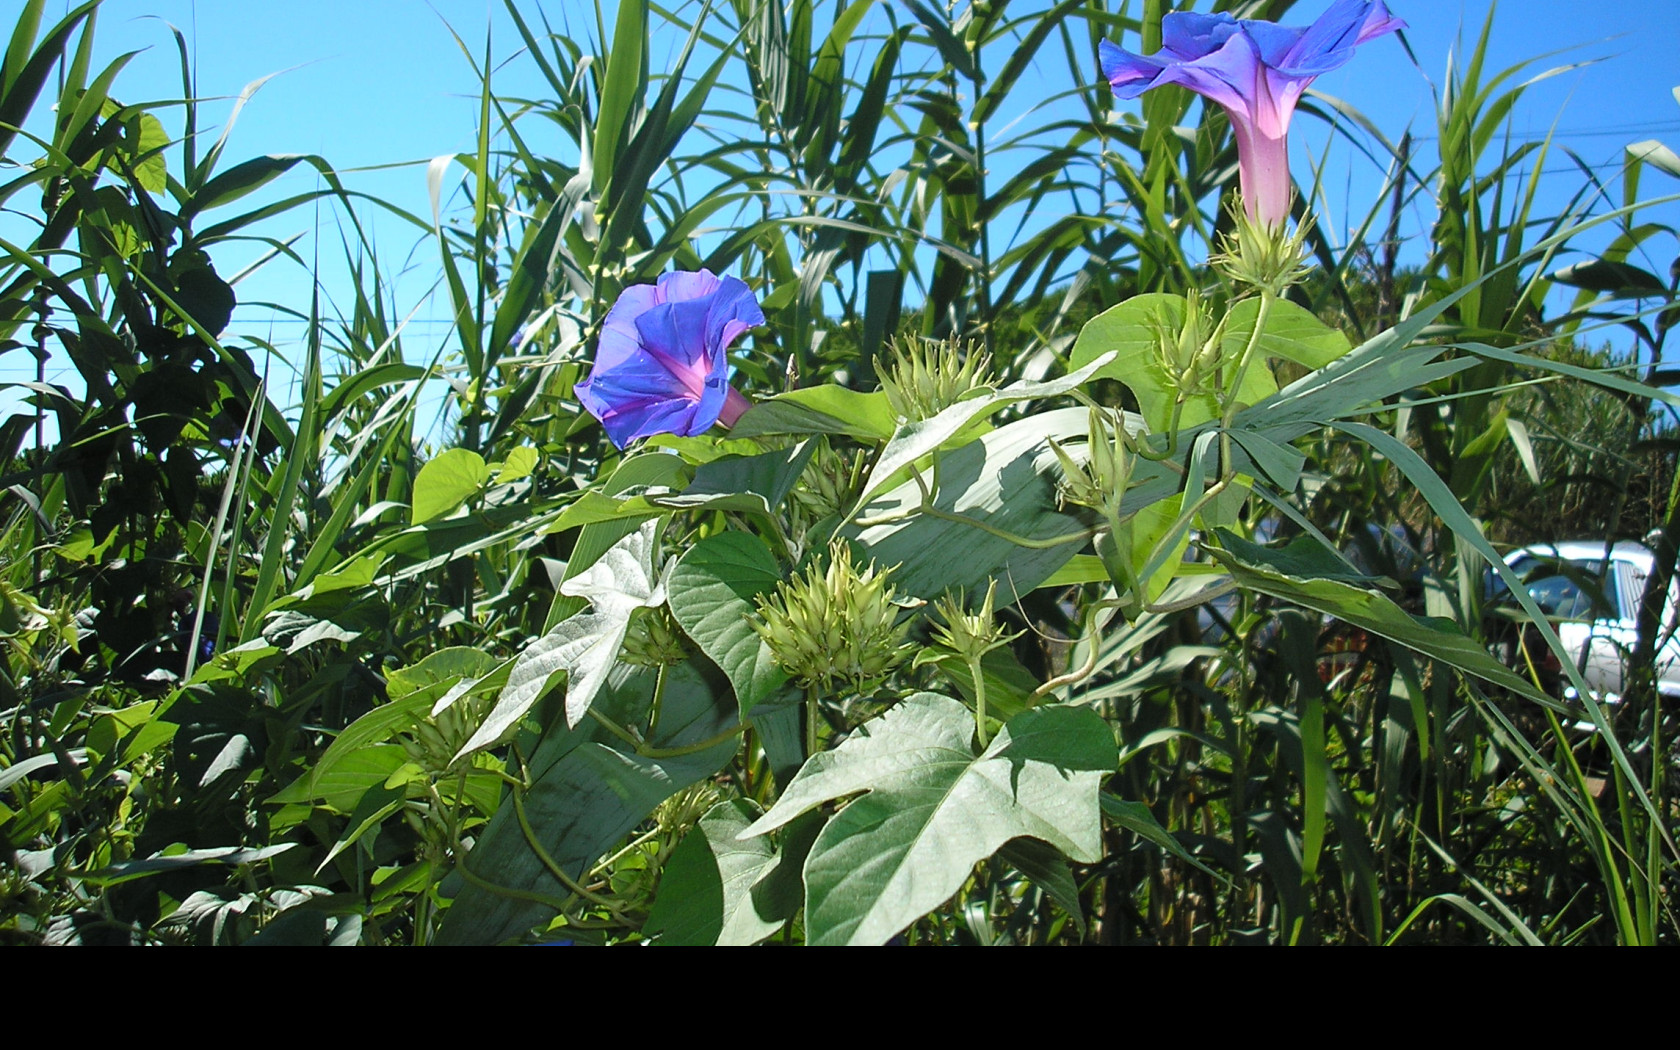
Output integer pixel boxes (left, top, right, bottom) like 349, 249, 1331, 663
640, 722, 748, 759
806, 687, 820, 759
1032, 603, 1105, 699
970, 654, 990, 747
646, 663, 668, 739
587, 708, 644, 750
1218, 289, 1275, 475
512, 782, 635, 924
440, 778, 574, 919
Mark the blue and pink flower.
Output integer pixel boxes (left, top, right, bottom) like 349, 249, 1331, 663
574, 270, 764, 448
1101, 1, 1404, 229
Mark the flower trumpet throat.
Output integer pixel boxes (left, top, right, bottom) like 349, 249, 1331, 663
753, 542, 910, 694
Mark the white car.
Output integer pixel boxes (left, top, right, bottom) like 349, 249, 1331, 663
1490, 541, 1680, 702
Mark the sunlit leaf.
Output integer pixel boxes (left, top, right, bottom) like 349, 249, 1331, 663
667, 533, 787, 716
744, 695, 1116, 945
412, 448, 488, 524
644, 798, 785, 946
459, 519, 664, 756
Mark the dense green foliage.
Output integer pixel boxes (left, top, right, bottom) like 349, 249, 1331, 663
2, 0, 1679, 945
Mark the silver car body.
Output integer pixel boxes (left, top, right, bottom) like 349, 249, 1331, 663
1500, 541, 1680, 701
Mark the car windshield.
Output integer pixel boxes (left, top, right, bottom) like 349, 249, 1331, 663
1504, 554, 1619, 620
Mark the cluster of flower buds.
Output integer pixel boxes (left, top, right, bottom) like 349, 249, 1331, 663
927, 579, 1022, 666
1048, 406, 1133, 519
400, 691, 494, 776
620, 606, 689, 667
1152, 289, 1225, 400
879, 335, 995, 422
790, 439, 866, 528
753, 542, 909, 694
655, 783, 725, 839
1215, 202, 1314, 296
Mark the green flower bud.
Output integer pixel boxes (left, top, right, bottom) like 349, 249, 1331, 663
400, 690, 495, 776
791, 440, 867, 526
1150, 289, 1225, 398
753, 542, 910, 694
655, 782, 724, 836
620, 606, 688, 667
879, 335, 995, 422
928, 580, 1022, 664
1049, 406, 1133, 516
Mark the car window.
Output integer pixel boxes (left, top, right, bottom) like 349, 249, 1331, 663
1506, 555, 1618, 620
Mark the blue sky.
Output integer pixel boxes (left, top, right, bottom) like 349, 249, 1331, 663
6, 0, 1680, 423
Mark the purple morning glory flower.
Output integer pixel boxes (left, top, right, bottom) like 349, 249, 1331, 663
574, 269, 764, 448
1100, 0, 1404, 229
